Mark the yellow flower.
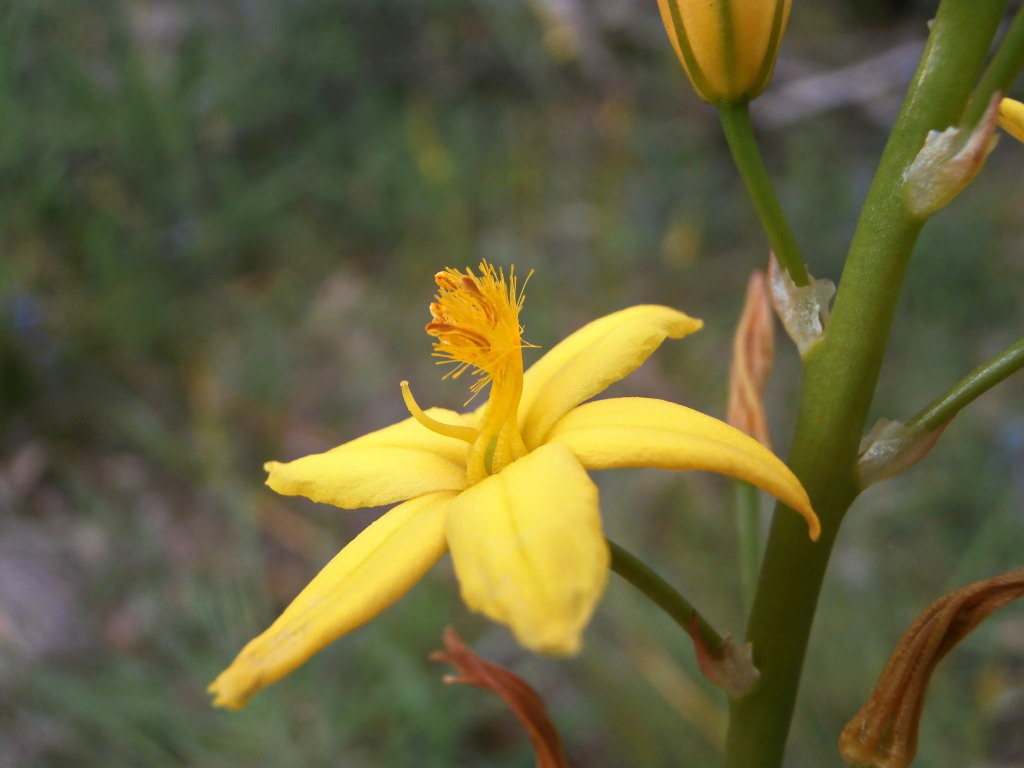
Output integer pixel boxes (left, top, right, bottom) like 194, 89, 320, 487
998, 97, 1024, 143
657, 0, 791, 104
208, 261, 819, 710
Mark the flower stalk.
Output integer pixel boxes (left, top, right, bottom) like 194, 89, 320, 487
609, 539, 761, 699
908, 336, 1024, 433
718, 103, 810, 286
724, 2, 1010, 766
963, 3, 1024, 129
608, 537, 722, 650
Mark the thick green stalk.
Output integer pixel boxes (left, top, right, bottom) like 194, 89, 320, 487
734, 481, 761, 617
723, 2, 1009, 767
718, 102, 810, 286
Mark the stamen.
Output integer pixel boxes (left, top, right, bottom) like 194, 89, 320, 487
426, 322, 490, 348
460, 275, 482, 294
434, 272, 461, 291
401, 381, 479, 443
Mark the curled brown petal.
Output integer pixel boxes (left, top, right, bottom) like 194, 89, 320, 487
431, 627, 569, 768
728, 270, 775, 449
840, 568, 1024, 768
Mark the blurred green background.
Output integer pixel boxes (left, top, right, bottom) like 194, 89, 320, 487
2, 0, 1023, 765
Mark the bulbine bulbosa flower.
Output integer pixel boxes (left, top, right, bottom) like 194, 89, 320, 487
656, 0, 792, 103
209, 261, 818, 709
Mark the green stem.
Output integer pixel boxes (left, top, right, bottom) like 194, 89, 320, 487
724, 2, 1009, 767
718, 101, 810, 287
909, 337, 1024, 432
607, 538, 722, 651
964, 4, 1024, 128
734, 481, 761, 618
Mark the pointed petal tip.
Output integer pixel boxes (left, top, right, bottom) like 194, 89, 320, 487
789, 490, 820, 542
806, 510, 821, 542
659, 306, 702, 338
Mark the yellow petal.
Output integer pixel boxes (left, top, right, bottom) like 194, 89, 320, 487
209, 490, 456, 709
266, 409, 469, 508
546, 398, 819, 540
446, 443, 609, 655
343, 407, 472, 457
999, 97, 1024, 143
517, 305, 702, 449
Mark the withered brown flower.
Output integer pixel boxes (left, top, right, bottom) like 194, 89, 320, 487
840, 568, 1024, 768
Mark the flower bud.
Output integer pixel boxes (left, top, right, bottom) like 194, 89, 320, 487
728, 270, 775, 449
657, 0, 792, 103
998, 97, 1024, 143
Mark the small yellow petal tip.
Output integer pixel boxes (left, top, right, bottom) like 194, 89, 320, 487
792, 491, 821, 541
806, 510, 821, 542
661, 307, 702, 338
998, 97, 1024, 144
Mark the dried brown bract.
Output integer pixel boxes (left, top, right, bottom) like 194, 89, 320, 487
432, 626, 569, 768
840, 568, 1024, 768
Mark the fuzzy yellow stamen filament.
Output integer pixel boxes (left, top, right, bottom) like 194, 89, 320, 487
413, 261, 535, 482
401, 381, 479, 444
426, 264, 534, 401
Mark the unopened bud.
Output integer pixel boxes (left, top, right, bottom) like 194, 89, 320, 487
998, 97, 1024, 143
905, 94, 1001, 219
656, 0, 791, 104
728, 270, 775, 448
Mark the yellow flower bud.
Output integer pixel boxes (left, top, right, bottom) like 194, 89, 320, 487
657, 0, 792, 104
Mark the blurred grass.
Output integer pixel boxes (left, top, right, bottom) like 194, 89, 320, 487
1, 0, 1023, 766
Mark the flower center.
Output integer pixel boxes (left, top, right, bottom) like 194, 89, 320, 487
402, 261, 534, 483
